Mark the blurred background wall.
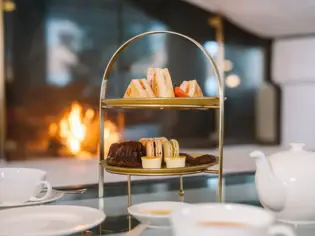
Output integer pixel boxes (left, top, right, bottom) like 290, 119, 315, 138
6, 0, 315, 161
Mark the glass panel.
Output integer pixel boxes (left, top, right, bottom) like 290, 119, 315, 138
224, 44, 265, 144
5, 0, 119, 160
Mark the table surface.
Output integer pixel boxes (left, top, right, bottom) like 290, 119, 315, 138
9, 173, 315, 235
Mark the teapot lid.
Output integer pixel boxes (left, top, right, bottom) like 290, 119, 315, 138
270, 143, 315, 159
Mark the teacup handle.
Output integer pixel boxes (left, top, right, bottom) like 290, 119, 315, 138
269, 224, 296, 236
29, 181, 52, 202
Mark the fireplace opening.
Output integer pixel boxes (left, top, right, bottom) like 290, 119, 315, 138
48, 102, 120, 159
5, 100, 122, 160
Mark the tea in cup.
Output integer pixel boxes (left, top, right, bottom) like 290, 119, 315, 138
170, 203, 295, 236
0, 168, 52, 204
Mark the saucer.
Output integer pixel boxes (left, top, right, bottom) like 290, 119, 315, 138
0, 205, 106, 236
128, 201, 189, 228
0, 189, 64, 208
277, 218, 315, 225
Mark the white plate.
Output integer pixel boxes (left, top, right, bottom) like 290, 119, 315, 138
0, 189, 64, 208
0, 205, 106, 236
128, 201, 189, 228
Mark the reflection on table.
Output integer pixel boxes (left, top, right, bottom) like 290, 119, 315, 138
44, 173, 314, 236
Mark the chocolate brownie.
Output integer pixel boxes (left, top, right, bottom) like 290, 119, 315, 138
180, 153, 195, 166
180, 153, 217, 166
193, 154, 217, 165
107, 141, 145, 168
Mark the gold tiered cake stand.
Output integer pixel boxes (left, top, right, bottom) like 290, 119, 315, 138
98, 31, 224, 206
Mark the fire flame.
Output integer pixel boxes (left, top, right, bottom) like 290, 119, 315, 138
49, 102, 120, 158
60, 103, 93, 154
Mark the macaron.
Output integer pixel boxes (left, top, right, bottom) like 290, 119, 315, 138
154, 139, 163, 157
157, 137, 168, 144
145, 140, 155, 156
143, 139, 163, 158
170, 139, 180, 156
139, 138, 151, 147
139, 137, 179, 160
163, 141, 174, 157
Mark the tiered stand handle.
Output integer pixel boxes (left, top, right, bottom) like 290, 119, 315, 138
98, 30, 225, 203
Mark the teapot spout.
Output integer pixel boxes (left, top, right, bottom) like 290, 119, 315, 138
250, 150, 286, 212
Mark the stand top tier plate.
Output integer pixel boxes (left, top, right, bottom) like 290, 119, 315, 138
102, 97, 220, 110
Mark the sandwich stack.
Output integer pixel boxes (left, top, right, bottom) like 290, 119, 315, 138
123, 68, 204, 98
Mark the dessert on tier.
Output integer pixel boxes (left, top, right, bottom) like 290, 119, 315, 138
106, 137, 217, 169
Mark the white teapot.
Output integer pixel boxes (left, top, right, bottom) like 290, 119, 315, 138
250, 143, 315, 224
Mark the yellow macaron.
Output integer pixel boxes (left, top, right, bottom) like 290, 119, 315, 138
170, 139, 179, 156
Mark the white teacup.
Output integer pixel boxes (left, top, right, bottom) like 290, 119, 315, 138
0, 168, 52, 204
170, 203, 295, 236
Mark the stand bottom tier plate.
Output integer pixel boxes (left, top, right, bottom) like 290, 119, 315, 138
100, 159, 218, 176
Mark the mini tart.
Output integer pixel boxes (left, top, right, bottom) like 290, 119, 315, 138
164, 156, 186, 168
141, 156, 162, 169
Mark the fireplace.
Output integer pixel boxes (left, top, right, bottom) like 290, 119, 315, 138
5, 97, 122, 160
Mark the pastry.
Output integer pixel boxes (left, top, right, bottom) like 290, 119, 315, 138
141, 156, 162, 169
107, 141, 145, 167
179, 80, 203, 97
165, 156, 186, 168
124, 79, 155, 98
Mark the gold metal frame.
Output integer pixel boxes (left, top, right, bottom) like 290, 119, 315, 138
0, 6, 5, 160
98, 30, 225, 205
209, 15, 225, 203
